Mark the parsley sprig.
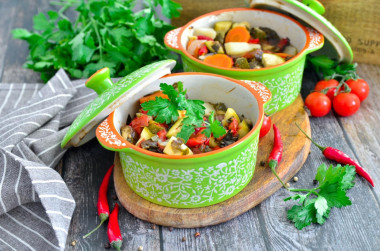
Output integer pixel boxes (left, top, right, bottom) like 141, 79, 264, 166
285, 164, 356, 230
12, 0, 182, 82
141, 82, 226, 142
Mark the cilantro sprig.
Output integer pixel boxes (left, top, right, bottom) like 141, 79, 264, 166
12, 0, 182, 82
141, 82, 226, 143
285, 164, 356, 230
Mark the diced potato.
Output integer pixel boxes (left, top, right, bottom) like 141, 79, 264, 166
232, 21, 251, 29
203, 102, 216, 116
193, 28, 217, 40
224, 42, 261, 57
136, 127, 154, 146
166, 118, 183, 138
163, 136, 193, 155
222, 108, 241, 126
283, 45, 298, 56
214, 21, 232, 34
205, 41, 225, 54
262, 53, 285, 67
238, 120, 250, 139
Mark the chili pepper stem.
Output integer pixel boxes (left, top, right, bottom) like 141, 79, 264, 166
269, 160, 288, 189
111, 240, 122, 251
83, 213, 108, 239
295, 123, 326, 152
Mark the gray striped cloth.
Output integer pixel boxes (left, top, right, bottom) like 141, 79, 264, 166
0, 69, 98, 250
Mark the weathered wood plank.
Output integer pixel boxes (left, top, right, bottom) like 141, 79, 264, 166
1, 0, 53, 83
0, 0, 16, 81
161, 209, 267, 250
63, 139, 161, 250
255, 68, 380, 251
336, 64, 380, 200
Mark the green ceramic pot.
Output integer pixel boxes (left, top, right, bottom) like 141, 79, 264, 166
95, 72, 271, 208
164, 8, 324, 115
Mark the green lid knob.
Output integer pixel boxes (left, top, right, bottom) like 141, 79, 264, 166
85, 67, 114, 95
302, 0, 326, 15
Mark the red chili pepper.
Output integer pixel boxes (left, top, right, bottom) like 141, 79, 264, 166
83, 164, 114, 239
198, 44, 208, 56
296, 123, 374, 187
197, 35, 213, 41
248, 38, 260, 44
107, 204, 122, 251
268, 124, 288, 188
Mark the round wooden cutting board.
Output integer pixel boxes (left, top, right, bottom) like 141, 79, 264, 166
114, 95, 311, 228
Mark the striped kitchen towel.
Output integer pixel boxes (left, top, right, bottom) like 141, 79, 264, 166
0, 69, 97, 250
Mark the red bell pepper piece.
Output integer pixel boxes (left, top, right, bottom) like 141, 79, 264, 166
197, 35, 213, 41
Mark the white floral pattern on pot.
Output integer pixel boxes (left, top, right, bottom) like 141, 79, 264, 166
120, 138, 259, 207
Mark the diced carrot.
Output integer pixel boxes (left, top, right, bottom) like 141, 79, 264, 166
225, 27, 250, 43
203, 54, 233, 68
139, 91, 168, 104
274, 53, 294, 59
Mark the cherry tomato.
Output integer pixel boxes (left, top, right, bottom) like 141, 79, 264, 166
314, 79, 339, 102
305, 92, 331, 117
259, 115, 271, 138
228, 117, 239, 137
333, 93, 360, 117
345, 79, 370, 102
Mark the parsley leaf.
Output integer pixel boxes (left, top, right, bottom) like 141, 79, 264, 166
203, 111, 227, 138
285, 164, 356, 230
142, 97, 178, 124
12, 0, 182, 82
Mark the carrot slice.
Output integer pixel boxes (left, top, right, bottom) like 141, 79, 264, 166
204, 54, 233, 68
139, 91, 169, 104
225, 27, 250, 43
274, 53, 294, 59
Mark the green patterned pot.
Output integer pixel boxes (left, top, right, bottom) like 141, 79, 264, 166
95, 72, 272, 208
164, 8, 324, 115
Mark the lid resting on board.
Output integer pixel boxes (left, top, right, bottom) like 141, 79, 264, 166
250, 0, 353, 63
61, 60, 176, 148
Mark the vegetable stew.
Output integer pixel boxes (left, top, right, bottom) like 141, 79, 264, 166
120, 82, 252, 155
187, 21, 297, 69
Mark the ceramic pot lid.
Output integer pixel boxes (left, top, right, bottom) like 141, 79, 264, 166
61, 60, 176, 148
250, 0, 353, 63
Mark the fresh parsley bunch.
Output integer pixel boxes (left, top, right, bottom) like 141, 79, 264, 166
12, 0, 182, 82
141, 82, 226, 142
285, 164, 356, 230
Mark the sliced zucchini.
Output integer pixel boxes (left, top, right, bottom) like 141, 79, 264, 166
163, 136, 193, 156
222, 108, 241, 127
232, 21, 251, 29
224, 42, 261, 57
214, 21, 232, 34
166, 118, 183, 138
136, 127, 154, 146
235, 57, 250, 69
262, 53, 285, 67
250, 27, 267, 40
148, 120, 165, 134
205, 41, 225, 54
193, 28, 217, 40
237, 120, 250, 139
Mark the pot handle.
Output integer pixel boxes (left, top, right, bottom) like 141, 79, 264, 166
164, 27, 182, 54
241, 80, 272, 108
304, 27, 324, 54
96, 114, 131, 152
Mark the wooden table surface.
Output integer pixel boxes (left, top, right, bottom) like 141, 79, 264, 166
1, 1, 380, 250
